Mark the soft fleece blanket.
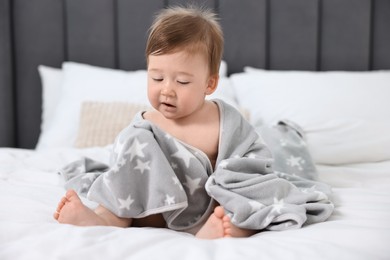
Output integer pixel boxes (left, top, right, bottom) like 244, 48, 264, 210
60, 99, 333, 231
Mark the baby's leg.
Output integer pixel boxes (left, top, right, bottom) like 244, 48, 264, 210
54, 189, 132, 227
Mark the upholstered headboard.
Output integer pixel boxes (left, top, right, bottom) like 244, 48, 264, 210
1, 0, 389, 148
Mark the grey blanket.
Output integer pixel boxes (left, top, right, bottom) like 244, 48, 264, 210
60, 99, 333, 231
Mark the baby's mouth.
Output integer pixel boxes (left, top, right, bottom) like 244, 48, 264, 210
162, 102, 175, 108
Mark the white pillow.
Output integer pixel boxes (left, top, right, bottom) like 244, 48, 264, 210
36, 62, 149, 150
219, 60, 228, 77
230, 69, 390, 164
37, 65, 63, 139
207, 76, 239, 109
36, 61, 237, 150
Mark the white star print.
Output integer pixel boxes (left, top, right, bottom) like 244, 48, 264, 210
264, 214, 274, 225
247, 153, 257, 159
301, 185, 327, 200
172, 176, 183, 190
286, 155, 304, 171
171, 162, 178, 169
171, 139, 194, 168
134, 159, 151, 174
218, 160, 229, 169
172, 176, 180, 185
183, 175, 202, 195
117, 157, 127, 167
248, 200, 265, 213
75, 164, 85, 174
278, 171, 292, 180
127, 138, 148, 161
272, 197, 285, 214
118, 195, 134, 210
255, 137, 265, 144
165, 194, 175, 205
111, 163, 121, 173
315, 191, 327, 200
113, 137, 127, 155
280, 139, 287, 147
301, 185, 316, 194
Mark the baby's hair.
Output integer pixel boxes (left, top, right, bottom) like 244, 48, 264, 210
146, 5, 224, 76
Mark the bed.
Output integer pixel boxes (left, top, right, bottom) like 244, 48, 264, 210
1, 0, 390, 259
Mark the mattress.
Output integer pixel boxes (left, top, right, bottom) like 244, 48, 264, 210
1, 147, 389, 260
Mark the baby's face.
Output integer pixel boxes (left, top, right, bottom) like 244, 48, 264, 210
147, 49, 216, 120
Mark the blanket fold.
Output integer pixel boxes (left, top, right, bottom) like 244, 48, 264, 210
206, 169, 333, 230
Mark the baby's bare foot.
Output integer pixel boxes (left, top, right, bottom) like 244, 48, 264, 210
196, 206, 225, 239
222, 214, 257, 238
54, 189, 106, 226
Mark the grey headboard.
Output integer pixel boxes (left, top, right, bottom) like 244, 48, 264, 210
1, 0, 389, 149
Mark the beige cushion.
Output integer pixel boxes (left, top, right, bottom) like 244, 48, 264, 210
74, 102, 150, 148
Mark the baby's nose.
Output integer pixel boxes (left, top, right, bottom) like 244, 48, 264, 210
161, 88, 176, 97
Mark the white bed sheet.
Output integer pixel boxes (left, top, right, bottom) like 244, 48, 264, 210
0, 147, 389, 260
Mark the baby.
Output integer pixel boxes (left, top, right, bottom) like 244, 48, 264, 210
54, 5, 256, 239
54, 5, 333, 239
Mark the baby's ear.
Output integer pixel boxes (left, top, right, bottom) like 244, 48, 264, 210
205, 74, 219, 95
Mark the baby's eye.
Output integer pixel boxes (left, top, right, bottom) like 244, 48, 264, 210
177, 80, 190, 85
152, 78, 163, 82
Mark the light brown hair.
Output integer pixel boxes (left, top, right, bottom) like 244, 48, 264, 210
145, 6, 224, 76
